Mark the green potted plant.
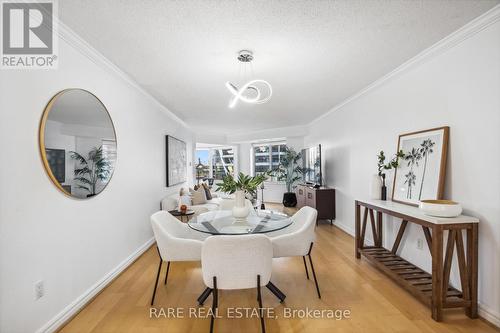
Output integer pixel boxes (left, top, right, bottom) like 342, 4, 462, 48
70, 146, 111, 197
272, 147, 304, 207
215, 172, 268, 221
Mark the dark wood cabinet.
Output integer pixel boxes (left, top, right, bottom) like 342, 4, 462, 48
296, 184, 335, 224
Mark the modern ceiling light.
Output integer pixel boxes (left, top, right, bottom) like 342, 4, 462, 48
225, 50, 272, 108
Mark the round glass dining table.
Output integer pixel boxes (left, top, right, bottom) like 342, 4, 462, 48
187, 209, 293, 235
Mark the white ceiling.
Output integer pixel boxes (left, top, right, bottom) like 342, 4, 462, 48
59, 0, 499, 133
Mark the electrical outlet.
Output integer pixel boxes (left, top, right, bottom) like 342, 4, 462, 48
34, 280, 44, 300
417, 238, 424, 250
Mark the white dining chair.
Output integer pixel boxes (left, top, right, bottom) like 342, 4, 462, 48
218, 198, 253, 210
150, 211, 204, 305
269, 206, 321, 298
201, 235, 272, 333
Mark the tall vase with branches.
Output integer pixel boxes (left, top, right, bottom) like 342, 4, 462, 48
418, 138, 435, 199
376, 150, 404, 200
272, 147, 304, 207
70, 146, 111, 197
215, 172, 268, 221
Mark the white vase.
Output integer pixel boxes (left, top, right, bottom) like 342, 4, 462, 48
232, 190, 249, 223
370, 175, 382, 200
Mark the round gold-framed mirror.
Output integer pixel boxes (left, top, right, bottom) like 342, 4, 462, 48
39, 89, 117, 199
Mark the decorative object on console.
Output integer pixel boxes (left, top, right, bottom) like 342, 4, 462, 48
272, 147, 303, 207
166, 135, 187, 187
225, 50, 272, 108
370, 174, 383, 200
39, 89, 117, 199
376, 150, 405, 200
392, 127, 449, 206
419, 199, 462, 217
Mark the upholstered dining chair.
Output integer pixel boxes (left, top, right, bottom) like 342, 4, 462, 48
201, 235, 272, 333
269, 206, 321, 298
150, 211, 204, 305
218, 198, 253, 210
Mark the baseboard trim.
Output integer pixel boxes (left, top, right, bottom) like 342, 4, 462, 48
331, 219, 500, 328
478, 303, 500, 328
36, 237, 155, 333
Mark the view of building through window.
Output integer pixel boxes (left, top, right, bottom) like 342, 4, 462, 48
253, 143, 286, 179
195, 147, 235, 182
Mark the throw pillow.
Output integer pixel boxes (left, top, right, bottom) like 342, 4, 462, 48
191, 187, 207, 205
201, 183, 212, 200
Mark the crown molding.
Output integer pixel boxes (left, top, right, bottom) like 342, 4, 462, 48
309, 4, 500, 126
55, 19, 190, 129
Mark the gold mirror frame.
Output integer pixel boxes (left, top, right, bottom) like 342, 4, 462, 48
39, 89, 117, 198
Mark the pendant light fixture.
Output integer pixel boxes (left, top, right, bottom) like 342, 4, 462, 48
225, 50, 272, 108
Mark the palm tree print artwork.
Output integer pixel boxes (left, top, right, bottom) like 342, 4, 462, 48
418, 139, 435, 199
392, 127, 449, 206
404, 147, 421, 199
404, 171, 417, 198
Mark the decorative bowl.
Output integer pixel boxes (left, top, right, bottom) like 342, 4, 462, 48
419, 200, 462, 218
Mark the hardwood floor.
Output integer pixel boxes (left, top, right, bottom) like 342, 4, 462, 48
59, 204, 499, 333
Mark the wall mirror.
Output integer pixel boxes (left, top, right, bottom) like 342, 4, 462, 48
39, 89, 117, 199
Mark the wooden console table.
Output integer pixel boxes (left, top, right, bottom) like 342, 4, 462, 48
355, 199, 478, 321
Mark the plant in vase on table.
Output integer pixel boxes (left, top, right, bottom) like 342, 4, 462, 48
215, 172, 268, 220
272, 147, 304, 207
373, 150, 405, 200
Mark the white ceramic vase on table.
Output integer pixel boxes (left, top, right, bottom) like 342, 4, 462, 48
232, 190, 250, 223
370, 174, 382, 200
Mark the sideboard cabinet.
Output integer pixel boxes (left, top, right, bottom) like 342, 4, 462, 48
296, 184, 335, 224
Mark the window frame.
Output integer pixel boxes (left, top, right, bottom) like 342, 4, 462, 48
251, 141, 287, 182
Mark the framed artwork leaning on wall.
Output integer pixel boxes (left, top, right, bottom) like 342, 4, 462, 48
392, 126, 449, 206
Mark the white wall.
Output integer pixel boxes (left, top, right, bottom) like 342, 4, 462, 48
0, 28, 194, 333
304, 19, 500, 324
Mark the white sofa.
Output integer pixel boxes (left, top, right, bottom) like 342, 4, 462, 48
161, 190, 225, 216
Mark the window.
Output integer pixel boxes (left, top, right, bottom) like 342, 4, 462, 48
195, 149, 210, 181
211, 147, 234, 180
195, 146, 235, 181
253, 142, 286, 178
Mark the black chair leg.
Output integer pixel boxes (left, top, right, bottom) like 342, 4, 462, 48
266, 281, 286, 303
308, 243, 321, 299
210, 277, 217, 333
164, 261, 170, 285
150, 252, 163, 306
302, 256, 310, 280
197, 287, 212, 306
257, 275, 266, 333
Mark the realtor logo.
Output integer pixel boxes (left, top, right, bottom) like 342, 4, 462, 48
1, 0, 58, 69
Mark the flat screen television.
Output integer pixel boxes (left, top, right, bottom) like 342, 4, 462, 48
301, 144, 322, 186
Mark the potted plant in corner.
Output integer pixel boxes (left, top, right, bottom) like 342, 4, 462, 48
215, 172, 268, 221
70, 146, 111, 198
272, 147, 303, 207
